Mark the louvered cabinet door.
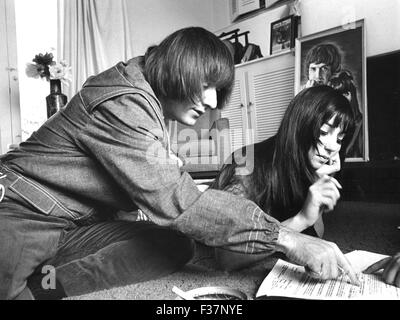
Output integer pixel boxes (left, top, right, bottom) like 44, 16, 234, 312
221, 70, 248, 153
247, 52, 295, 143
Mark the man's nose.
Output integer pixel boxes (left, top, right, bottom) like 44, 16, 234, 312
202, 87, 217, 110
315, 68, 321, 79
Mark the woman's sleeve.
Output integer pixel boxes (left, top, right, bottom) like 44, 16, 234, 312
211, 146, 258, 202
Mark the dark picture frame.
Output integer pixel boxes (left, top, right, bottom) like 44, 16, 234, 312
270, 15, 298, 55
295, 20, 368, 162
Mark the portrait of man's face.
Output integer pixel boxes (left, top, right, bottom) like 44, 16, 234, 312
308, 62, 332, 85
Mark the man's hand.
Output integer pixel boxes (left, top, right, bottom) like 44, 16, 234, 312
363, 252, 400, 287
276, 226, 360, 285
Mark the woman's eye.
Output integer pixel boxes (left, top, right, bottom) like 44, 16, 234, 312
320, 130, 328, 136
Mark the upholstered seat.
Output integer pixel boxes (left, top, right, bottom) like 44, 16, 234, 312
170, 118, 231, 174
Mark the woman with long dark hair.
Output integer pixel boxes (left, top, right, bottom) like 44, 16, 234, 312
211, 85, 355, 270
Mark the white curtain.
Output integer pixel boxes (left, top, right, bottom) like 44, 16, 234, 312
57, 0, 133, 99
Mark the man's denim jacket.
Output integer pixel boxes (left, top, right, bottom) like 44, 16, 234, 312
1, 57, 280, 254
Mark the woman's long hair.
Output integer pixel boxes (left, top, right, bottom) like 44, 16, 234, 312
271, 86, 355, 219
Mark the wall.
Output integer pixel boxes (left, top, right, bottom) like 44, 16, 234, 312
212, 0, 400, 58
125, 0, 224, 136
213, 2, 291, 59
300, 0, 400, 57
211, 0, 231, 32
126, 0, 216, 56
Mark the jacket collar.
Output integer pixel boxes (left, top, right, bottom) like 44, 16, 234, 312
79, 56, 160, 112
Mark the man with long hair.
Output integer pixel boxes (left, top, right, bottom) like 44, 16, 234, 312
303, 43, 342, 88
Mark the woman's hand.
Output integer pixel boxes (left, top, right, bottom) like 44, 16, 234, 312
315, 152, 341, 178
363, 253, 400, 287
298, 175, 342, 229
282, 153, 342, 232
282, 174, 342, 232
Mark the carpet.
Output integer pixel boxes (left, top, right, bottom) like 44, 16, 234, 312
66, 201, 400, 300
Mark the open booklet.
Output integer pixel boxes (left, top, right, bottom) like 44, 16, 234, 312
256, 250, 400, 300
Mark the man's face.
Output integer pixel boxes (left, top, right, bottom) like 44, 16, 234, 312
308, 62, 332, 85
162, 86, 217, 126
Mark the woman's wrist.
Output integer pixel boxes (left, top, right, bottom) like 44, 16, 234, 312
281, 212, 311, 232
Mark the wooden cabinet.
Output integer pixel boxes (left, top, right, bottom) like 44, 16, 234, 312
221, 67, 249, 153
221, 51, 295, 153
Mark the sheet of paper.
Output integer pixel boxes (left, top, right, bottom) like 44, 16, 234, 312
256, 250, 400, 300
344, 250, 388, 273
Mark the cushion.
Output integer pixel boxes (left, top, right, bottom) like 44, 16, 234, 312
173, 139, 216, 157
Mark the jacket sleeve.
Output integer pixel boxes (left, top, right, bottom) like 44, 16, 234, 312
76, 93, 281, 254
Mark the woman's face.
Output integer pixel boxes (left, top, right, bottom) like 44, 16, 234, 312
162, 86, 217, 126
308, 115, 345, 171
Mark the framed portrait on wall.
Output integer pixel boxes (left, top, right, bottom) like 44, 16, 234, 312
270, 15, 298, 55
294, 20, 368, 162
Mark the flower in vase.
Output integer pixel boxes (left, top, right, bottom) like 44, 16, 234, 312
25, 63, 42, 79
49, 61, 72, 84
25, 52, 71, 84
